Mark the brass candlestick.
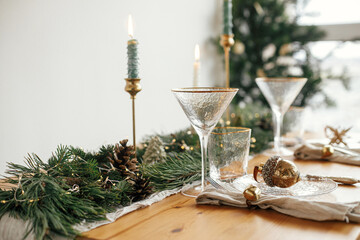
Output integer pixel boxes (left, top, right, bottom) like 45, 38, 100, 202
125, 78, 142, 152
220, 34, 235, 125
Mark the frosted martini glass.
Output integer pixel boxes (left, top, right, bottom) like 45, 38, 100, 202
172, 87, 238, 197
256, 77, 307, 156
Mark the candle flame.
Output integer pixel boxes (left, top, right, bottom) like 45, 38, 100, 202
128, 14, 134, 38
195, 44, 200, 61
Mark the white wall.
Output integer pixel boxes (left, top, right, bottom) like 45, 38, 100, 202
0, 0, 223, 174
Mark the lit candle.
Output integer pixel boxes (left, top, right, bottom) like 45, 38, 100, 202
127, 14, 139, 79
193, 44, 200, 87
223, 0, 233, 35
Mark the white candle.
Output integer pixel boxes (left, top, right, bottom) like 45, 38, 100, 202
193, 44, 200, 87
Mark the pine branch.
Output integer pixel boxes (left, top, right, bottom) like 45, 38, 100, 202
142, 152, 202, 191
0, 143, 137, 239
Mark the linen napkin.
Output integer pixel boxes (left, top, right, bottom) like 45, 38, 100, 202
196, 178, 360, 223
294, 143, 360, 166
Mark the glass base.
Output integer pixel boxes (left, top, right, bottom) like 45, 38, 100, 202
181, 184, 203, 198
262, 147, 294, 157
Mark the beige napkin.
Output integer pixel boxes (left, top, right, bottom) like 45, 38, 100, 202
196, 185, 360, 223
294, 143, 360, 166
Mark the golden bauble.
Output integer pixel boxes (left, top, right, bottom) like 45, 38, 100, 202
243, 185, 261, 201
322, 144, 334, 158
279, 43, 292, 56
271, 159, 300, 188
256, 68, 266, 77
220, 34, 235, 48
254, 156, 300, 188
233, 41, 245, 55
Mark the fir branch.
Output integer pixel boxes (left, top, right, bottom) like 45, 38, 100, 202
0, 143, 138, 239
142, 152, 202, 191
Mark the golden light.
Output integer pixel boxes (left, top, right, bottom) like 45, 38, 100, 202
194, 44, 200, 61
128, 14, 134, 38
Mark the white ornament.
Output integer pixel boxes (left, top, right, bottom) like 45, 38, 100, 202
262, 44, 276, 61
276, 56, 296, 66
288, 66, 303, 76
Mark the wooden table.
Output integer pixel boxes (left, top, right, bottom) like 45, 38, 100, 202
82, 155, 360, 240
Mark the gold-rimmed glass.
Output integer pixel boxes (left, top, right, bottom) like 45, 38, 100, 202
172, 87, 238, 197
209, 127, 251, 182
255, 77, 307, 156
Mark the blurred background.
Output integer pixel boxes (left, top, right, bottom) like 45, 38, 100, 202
0, 0, 359, 175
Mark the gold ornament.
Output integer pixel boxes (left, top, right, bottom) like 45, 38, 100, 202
322, 144, 334, 158
243, 185, 261, 201
233, 41, 245, 55
256, 68, 266, 77
325, 125, 351, 147
279, 43, 292, 56
253, 156, 300, 188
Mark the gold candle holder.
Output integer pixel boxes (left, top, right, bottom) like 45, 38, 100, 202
125, 78, 142, 152
220, 34, 235, 125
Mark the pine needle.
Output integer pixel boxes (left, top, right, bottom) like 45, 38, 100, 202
142, 152, 202, 191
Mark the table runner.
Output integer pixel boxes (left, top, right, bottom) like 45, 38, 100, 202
0, 183, 194, 240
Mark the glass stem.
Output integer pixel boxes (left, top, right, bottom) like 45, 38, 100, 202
199, 133, 209, 191
273, 111, 283, 155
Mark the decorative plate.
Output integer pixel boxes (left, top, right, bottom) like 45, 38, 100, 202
231, 174, 337, 198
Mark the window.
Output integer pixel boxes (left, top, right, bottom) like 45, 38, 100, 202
297, 0, 360, 134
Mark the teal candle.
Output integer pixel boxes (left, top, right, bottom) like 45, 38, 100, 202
127, 39, 139, 79
127, 15, 139, 79
223, 0, 233, 35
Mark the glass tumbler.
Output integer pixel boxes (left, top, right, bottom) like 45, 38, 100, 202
209, 127, 251, 182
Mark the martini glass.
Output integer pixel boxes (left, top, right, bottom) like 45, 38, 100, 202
255, 77, 307, 156
172, 87, 238, 197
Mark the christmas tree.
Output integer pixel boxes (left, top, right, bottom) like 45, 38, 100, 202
229, 0, 335, 107
142, 136, 167, 165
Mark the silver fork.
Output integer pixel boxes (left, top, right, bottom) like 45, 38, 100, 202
206, 177, 225, 190
206, 177, 238, 193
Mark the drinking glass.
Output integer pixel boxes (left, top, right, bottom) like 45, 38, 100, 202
255, 78, 307, 156
172, 87, 238, 197
282, 106, 306, 147
209, 127, 251, 182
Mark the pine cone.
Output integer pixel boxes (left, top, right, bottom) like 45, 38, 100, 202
65, 177, 82, 186
258, 116, 272, 130
106, 139, 153, 200
128, 173, 153, 202
107, 139, 138, 177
